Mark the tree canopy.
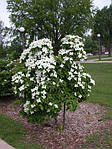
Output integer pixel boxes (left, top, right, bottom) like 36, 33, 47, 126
84, 35, 98, 53
0, 20, 4, 44
93, 5, 112, 56
0, 21, 6, 58
7, 0, 93, 55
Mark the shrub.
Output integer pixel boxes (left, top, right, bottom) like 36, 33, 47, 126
12, 35, 95, 125
0, 59, 13, 96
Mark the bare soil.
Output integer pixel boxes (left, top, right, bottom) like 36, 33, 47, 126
0, 96, 110, 149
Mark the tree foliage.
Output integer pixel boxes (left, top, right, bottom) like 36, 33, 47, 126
93, 5, 112, 56
0, 21, 4, 44
7, 0, 93, 55
84, 35, 98, 53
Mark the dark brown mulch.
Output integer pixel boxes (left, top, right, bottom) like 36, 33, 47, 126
0, 96, 109, 149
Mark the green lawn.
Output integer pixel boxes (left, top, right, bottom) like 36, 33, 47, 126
100, 58, 112, 61
0, 114, 46, 149
80, 63, 112, 149
79, 127, 112, 149
83, 63, 112, 107
87, 54, 109, 60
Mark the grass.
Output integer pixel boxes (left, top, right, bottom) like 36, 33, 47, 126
100, 58, 112, 61
83, 63, 112, 107
79, 63, 112, 149
87, 54, 109, 60
79, 128, 112, 149
0, 113, 47, 149
103, 108, 112, 120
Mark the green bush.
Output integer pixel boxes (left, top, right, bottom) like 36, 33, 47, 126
0, 59, 16, 96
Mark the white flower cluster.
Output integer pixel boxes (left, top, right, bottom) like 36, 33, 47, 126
21, 38, 56, 73
59, 35, 87, 61
12, 38, 59, 116
58, 35, 95, 100
12, 71, 29, 96
23, 100, 30, 113
23, 100, 59, 115
20, 38, 53, 63
12, 71, 25, 84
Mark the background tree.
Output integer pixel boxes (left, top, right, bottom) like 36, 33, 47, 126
0, 25, 23, 60
0, 24, 20, 59
0, 20, 5, 58
0, 21, 3, 42
0, 21, 16, 96
84, 35, 98, 54
7, 0, 93, 55
93, 5, 112, 56
0, 21, 12, 59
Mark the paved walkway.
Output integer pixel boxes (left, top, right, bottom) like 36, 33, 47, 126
0, 139, 15, 149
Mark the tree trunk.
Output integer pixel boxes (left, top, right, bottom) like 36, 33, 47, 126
55, 118, 57, 124
53, 37, 60, 56
54, 46, 59, 56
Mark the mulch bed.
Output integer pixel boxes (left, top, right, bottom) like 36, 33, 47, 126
0, 96, 110, 149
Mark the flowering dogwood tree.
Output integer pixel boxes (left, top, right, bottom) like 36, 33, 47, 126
12, 35, 95, 126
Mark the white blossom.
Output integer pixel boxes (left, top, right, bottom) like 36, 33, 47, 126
49, 102, 53, 106
78, 95, 82, 98
36, 99, 41, 103
54, 104, 58, 108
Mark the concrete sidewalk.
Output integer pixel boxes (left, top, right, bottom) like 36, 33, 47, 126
0, 139, 15, 149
